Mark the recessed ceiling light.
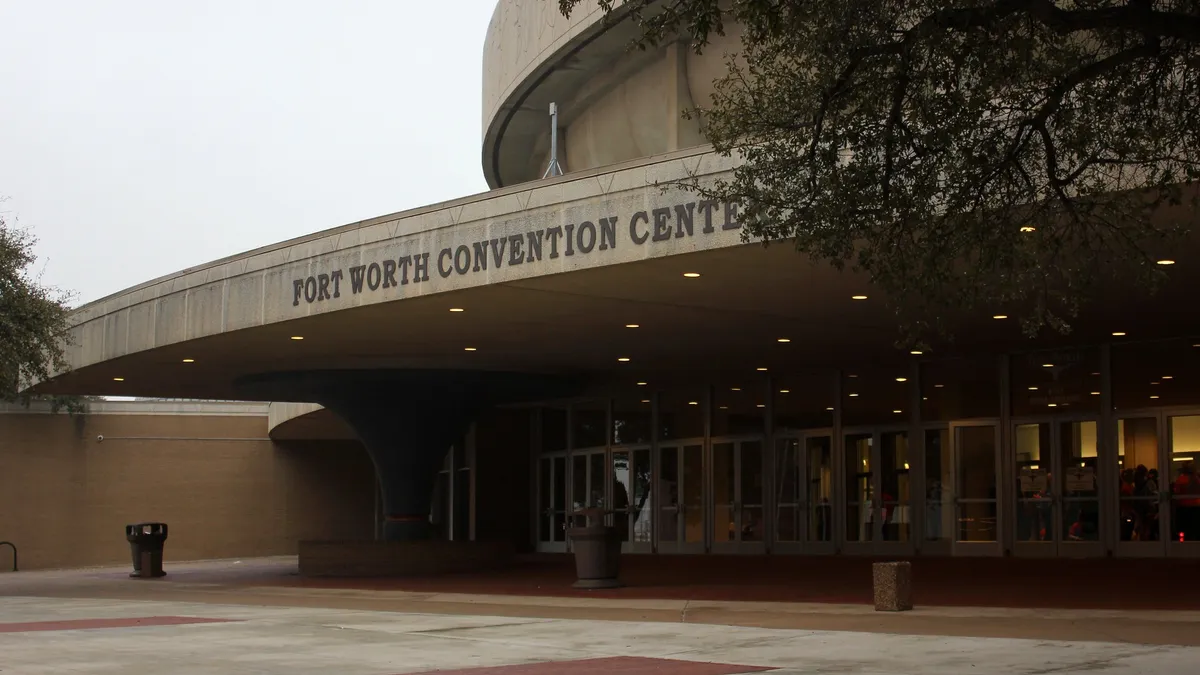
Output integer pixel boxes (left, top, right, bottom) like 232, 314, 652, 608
923, 397, 928, 401
1152, 381, 1160, 385
182, 358, 195, 363
779, 389, 790, 394
1164, 375, 1174, 380
896, 377, 908, 382
893, 410, 903, 414
464, 347, 477, 351
1043, 363, 1054, 368
618, 357, 630, 362
1151, 395, 1160, 399
848, 374, 858, 378
756, 367, 768, 371
625, 324, 640, 328
849, 393, 859, 397
637, 381, 647, 386
290, 336, 304, 340
1091, 372, 1100, 376
1029, 386, 1038, 391
688, 401, 699, 406
731, 387, 742, 392
825, 407, 834, 411
641, 399, 650, 403
1048, 403, 1058, 407
993, 315, 1008, 320
778, 338, 791, 343
935, 384, 944, 388
1091, 391, 1101, 396
851, 295, 868, 300
1020, 226, 1036, 232
449, 308, 465, 312
719, 405, 729, 410
756, 404, 765, 408
910, 350, 923, 355
112, 377, 124, 382
1112, 331, 1127, 337
1157, 259, 1176, 265
683, 272, 701, 278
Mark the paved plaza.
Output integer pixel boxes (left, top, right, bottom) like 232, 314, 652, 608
1, 559, 1199, 674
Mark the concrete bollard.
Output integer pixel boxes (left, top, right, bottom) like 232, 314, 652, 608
872, 561, 913, 611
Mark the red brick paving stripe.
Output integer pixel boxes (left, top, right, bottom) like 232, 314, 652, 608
0, 616, 237, 633
406, 656, 774, 674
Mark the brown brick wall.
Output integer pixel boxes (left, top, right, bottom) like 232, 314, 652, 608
0, 410, 375, 570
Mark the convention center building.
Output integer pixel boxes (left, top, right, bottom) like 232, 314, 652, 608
5, 0, 1200, 571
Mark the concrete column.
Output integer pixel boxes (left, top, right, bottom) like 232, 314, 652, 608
235, 369, 578, 542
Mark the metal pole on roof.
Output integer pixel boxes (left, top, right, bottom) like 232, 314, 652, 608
542, 102, 564, 179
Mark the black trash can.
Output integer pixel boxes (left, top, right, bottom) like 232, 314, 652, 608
125, 522, 168, 578
566, 508, 622, 589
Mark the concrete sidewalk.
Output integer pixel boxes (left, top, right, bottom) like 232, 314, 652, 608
1, 594, 1198, 674
3, 557, 1200, 647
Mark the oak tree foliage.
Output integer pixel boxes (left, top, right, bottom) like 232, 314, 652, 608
560, 0, 1200, 344
0, 208, 81, 413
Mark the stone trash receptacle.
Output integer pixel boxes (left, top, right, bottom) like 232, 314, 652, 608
566, 507, 622, 589
872, 561, 913, 611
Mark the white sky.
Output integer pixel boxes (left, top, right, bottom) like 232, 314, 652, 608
0, 1, 500, 306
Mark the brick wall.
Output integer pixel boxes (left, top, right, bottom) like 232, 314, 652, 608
0, 406, 375, 570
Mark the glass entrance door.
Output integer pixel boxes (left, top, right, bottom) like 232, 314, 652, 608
1167, 414, 1200, 556
773, 433, 834, 553
842, 429, 913, 554
951, 423, 1002, 555
711, 438, 766, 553
611, 447, 653, 553
1012, 419, 1102, 556
657, 441, 705, 552
1116, 415, 1164, 555
536, 453, 568, 552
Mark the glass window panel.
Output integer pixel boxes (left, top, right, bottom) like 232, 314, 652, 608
880, 432, 910, 542
845, 433, 873, 542
842, 369, 911, 427
1010, 348, 1101, 416
713, 379, 767, 437
741, 441, 764, 506
572, 400, 607, 449
541, 406, 567, 453
1118, 417, 1161, 542
572, 455, 587, 512
539, 457, 552, 541
612, 451, 631, 541
807, 436, 833, 542
956, 425, 998, 543
924, 429, 952, 542
774, 438, 800, 542
612, 392, 653, 445
552, 456, 566, 541
921, 357, 999, 420
632, 448, 653, 543
1114, 339, 1200, 411
773, 373, 835, 432
1170, 415, 1200, 543
589, 451, 606, 509
683, 444, 705, 544
659, 388, 706, 440
658, 447, 679, 542
713, 442, 736, 542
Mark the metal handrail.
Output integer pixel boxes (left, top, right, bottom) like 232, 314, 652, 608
0, 541, 15, 572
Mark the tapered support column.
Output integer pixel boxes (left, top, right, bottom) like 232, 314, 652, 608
236, 369, 577, 542
318, 390, 478, 541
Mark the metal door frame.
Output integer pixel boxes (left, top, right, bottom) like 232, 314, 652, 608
949, 420, 1004, 557
655, 438, 707, 553
535, 451, 569, 553
1164, 409, 1200, 557
611, 445, 654, 554
709, 435, 768, 554
772, 430, 837, 555
840, 425, 916, 556
1009, 415, 1104, 558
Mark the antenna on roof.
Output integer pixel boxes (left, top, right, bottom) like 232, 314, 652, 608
542, 102, 564, 179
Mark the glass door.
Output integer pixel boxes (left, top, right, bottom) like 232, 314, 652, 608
657, 441, 706, 553
951, 422, 1002, 555
1115, 414, 1166, 555
773, 433, 835, 553
536, 453, 568, 552
711, 438, 766, 553
1012, 419, 1102, 556
1167, 413, 1200, 556
568, 449, 607, 551
842, 428, 913, 554
611, 447, 653, 553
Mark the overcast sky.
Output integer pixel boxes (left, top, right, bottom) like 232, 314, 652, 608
0, 1, 499, 306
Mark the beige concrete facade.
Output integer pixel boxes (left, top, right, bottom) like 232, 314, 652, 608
0, 401, 374, 570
